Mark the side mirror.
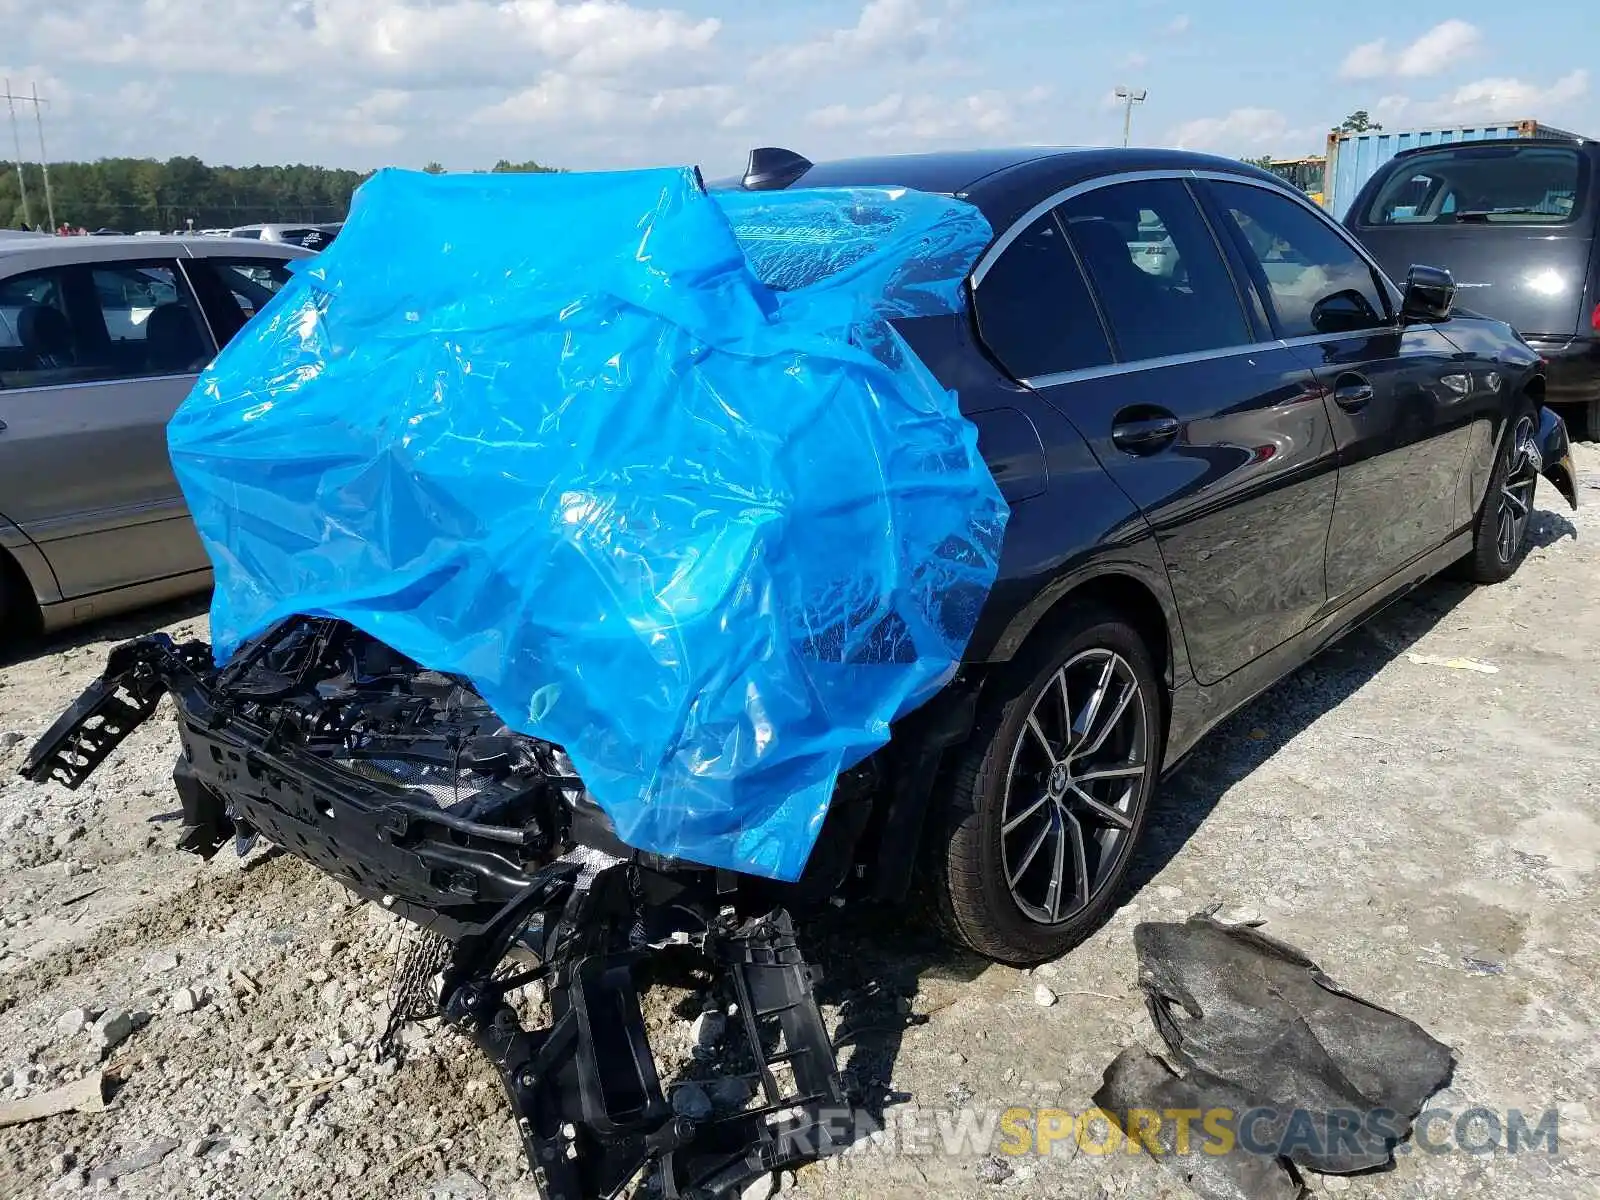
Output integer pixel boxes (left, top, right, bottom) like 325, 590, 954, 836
1311, 288, 1383, 334
1401, 264, 1455, 322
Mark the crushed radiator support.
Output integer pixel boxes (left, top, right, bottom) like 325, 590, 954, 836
20, 624, 856, 1199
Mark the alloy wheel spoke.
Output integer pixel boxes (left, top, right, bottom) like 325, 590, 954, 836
1044, 805, 1069, 922
1069, 783, 1135, 831
1071, 656, 1116, 751
1025, 713, 1056, 762
1063, 808, 1092, 908
1053, 668, 1073, 738
1501, 487, 1529, 518
1008, 818, 1052, 889
1003, 793, 1051, 835
1074, 761, 1146, 784
1074, 675, 1136, 761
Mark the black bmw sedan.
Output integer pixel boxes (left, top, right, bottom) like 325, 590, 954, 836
713, 145, 1579, 963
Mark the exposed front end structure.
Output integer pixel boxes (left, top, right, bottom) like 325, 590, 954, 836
22, 620, 854, 1199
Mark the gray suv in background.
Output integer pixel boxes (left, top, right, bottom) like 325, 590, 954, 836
1345, 136, 1600, 440
0, 236, 309, 638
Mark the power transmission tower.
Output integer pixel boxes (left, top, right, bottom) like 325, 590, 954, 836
3, 78, 30, 229
1, 81, 54, 230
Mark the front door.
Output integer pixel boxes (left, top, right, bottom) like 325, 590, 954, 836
1201, 178, 1476, 605
0, 258, 216, 598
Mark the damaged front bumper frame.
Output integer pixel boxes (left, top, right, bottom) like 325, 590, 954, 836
20, 628, 855, 1199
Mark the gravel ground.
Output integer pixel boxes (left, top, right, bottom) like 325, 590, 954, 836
0, 447, 1597, 1200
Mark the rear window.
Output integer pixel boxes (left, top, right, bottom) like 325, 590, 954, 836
1363, 145, 1584, 226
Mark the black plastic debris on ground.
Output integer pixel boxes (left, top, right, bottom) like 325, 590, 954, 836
1094, 914, 1457, 1200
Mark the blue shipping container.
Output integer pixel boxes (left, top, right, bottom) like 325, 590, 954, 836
1325, 120, 1581, 219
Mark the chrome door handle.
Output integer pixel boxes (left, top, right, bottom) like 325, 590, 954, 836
1332, 374, 1374, 412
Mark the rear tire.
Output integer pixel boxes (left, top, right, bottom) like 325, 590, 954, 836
1462, 401, 1539, 585
922, 607, 1163, 966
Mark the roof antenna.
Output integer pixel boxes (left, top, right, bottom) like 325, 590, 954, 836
743, 147, 812, 191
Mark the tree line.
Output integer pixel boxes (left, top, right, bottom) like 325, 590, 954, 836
1, 155, 558, 233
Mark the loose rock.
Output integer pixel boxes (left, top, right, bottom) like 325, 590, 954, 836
1034, 983, 1058, 1007
691, 1010, 727, 1053
89, 1010, 135, 1053
88, 1138, 180, 1184
172, 988, 201, 1015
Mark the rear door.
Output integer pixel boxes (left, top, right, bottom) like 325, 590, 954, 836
1348, 142, 1592, 340
1203, 177, 1477, 604
0, 256, 216, 598
982, 176, 1339, 686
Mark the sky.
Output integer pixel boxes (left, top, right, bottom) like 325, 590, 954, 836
1, 0, 1596, 176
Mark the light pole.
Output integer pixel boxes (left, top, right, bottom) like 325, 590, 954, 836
1114, 85, 1147, 148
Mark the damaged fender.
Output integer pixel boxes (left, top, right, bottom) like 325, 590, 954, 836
1535, 404, 1580, 509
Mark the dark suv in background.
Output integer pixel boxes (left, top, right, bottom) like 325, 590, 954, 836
1345, 136, 1600, 440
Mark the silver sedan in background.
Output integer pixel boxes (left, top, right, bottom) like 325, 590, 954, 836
0, 235, 310, 637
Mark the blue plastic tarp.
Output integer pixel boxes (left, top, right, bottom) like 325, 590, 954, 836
167, 166, 1007, 881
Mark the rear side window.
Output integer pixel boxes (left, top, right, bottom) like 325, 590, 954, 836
1363, 145, 1583, 226
1059, 178, 1251, 362
972, 213, 1113, 380
188, 257, 295, 345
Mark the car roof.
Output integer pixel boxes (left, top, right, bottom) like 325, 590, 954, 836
0, 234, 314, 268
1388, 135, 1594, 160
713, 145, 1298, 230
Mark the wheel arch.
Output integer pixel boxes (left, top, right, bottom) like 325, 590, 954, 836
865, 563, 1186, 904
986, 560, 1189, 700
0, 512, 50, 640
0, 544, 44, 640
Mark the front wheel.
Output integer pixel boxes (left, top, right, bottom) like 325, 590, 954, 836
923, 608, 1163, 966
1462, 403, 1540, 584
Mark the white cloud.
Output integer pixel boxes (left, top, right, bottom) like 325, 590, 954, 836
1378, 69, 1590, 127
1395, 19, 1481, 77
1166, 107, 1292, 155
1338, 20, 1480, 81
753, 0, 952, 76
1161, 14, 1190, 36
34, 0, 721, 88
1338, 39, 1389, 81
807, 86, 1048, 143
1122, 52, 1150, 70
474, 75, 736, 129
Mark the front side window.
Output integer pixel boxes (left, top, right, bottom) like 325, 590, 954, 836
1058, 178, 1251, 362
1363, 145, 1583, 226
0, 261, 212, 389
972, 213, 1113, 380
217, 258, 293, 317
1209, 181, 1390, 339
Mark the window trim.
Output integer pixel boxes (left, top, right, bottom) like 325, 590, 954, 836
972, 168, 1407, 389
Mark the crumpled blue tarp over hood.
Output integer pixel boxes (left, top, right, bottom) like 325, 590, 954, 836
167, 166, 1007, 881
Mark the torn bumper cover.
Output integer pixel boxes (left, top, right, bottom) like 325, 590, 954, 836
21, 620, 855, 1199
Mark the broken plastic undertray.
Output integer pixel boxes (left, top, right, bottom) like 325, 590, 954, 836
1095, 914, 1457, 1200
